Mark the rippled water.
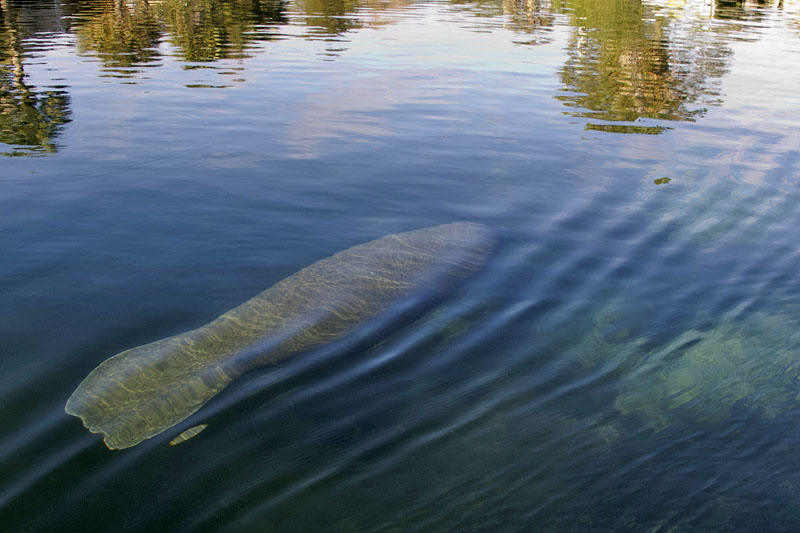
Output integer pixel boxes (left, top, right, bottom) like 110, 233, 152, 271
2, 0, 800, 530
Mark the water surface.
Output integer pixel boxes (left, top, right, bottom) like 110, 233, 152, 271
2, 0, 800, 530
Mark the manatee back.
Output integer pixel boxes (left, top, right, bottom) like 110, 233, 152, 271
65, 222, 497, 449
224, 221, 497, 366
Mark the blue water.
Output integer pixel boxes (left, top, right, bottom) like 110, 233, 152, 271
2, 0, 800, 530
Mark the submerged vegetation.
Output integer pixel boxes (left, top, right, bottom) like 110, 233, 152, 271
616, 311, 800, 430
570, 292, 800, 433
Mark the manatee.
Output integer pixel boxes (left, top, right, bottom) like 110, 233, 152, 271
65, 222, 497, 449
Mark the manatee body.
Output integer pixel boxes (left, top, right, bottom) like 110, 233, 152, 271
65, 222, 496, 449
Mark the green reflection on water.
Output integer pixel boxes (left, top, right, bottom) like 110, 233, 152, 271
552, 0, 798, 133
157, 0, 287, 61
554, 0, 731, 134
450, 0, 556, 45
72, 0, 288, 63
73, 0, 161, 69
297, 0, 373, 35
0, 0, 71, 156
0, 0, 794, 155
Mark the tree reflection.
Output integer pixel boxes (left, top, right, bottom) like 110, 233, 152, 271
0, 0, 71, 156
0, 0, 792, 153
72, 0, 161, 70
71, 0, 420, 63
444, 0, 777, 135
501, 0, 556, 44
715, 0, 771, 20
450, 0, 556, 45
295, 0, 364, 35
157, 0, 287, 61
554, 0, 732, 134
294, 0, 411, 36
70, 0, 288, 64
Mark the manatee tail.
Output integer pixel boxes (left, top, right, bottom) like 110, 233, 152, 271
65, 335, 236, 449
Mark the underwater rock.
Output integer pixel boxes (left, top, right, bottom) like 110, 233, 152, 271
66, 222, 497, 449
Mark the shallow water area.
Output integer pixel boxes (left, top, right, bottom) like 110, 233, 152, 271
2, 0, 800, 530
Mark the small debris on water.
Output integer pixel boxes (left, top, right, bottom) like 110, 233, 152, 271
169, 424, 208, 446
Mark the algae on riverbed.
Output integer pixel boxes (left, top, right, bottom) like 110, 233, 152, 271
615, 311, 800, 430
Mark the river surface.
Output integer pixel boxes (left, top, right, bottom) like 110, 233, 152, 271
2, 0, 800, 530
